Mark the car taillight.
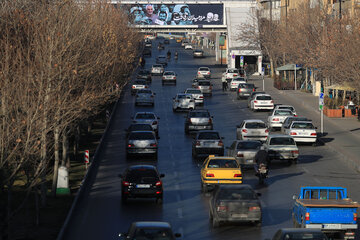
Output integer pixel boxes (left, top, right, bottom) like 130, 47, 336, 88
354, 213, 357, 221
249, 206, 260, 211
237, 152, 244, 157
242, 129, 248, 133
132, 86, 135, 89
305, 212, 310, 221
150, 143, 157, 147
156, 181, 162, 186
175, 100, 179, 102
162, 77, 165, 80
209, 86, 212, 90
270, 100, 274, 104
234, 173, 242, 177
234, 74, 238, 77
273, 118, 279, 121
290, 132, 297, 135
238, 88, 241, 93
254, 100, 258, 103
122, 181, 130, 186
199, 96, 203, 99
127, 144, 134, 148
217, 205, 228, 212
198, 72, 201, 74
218, 140, 224, 146
197, 86, 200, 89
145, 86, 148, 88
253, 88, 255, 92
152, 121, 158, 125
265, 129, 269, 133
206, 173, 214, 177
196, 141, 200, 146
294, 114, 298, 117
173, 76, 176, 79
292, 150, 299, 154
311, 133, 317, 136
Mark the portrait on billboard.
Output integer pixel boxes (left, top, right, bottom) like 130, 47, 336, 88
124, 4, 223, 26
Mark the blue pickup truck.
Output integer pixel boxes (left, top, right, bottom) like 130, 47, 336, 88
292, 187, 358, 240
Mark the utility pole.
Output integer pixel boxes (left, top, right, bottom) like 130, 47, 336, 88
339, 0, 342, 19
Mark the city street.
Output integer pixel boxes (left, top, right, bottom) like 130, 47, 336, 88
62, 39, 360, 240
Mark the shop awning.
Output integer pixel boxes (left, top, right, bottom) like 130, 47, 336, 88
276, 64, 302, 71
325, 84, 355, 92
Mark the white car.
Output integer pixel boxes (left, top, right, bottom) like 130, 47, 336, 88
229, 77, 247, 91
162, 71, 176, 85
184, 88, 204, 105
236, 119, 269, 141
184, 44, 193, 50
151, 64, 164, 76
172, 93, 195, 112
250, 94, 274, 111
197, 67, 211, 79
223, 68, 240, 80
264, 134, 299, 164
131, 79, 148, 95
274, 105, 297, 117
284, 121, 317, 145
267, 109, 295, 130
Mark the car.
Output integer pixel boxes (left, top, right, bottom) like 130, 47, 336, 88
229, 77, 247, 91
172, 93, 195, 112
223, 68, 240, 80
250, 94, 274, 111
156, 55, 167, 65
126, 131, 158, 159
274, 105, 297, 116
184, 109, 213, 134
144, 40, 152, 48
162, 71, 176, 85
226, 140, 262, 167
236, 119, 269, 141
119, 165, 164, 203
124, 123, 154, 138
184, 44, 193, 50
284, 121, 317, 144
181, 40, 189, 47
196, 80, 212, 96
151, 64, 164, 75
200, 155, 242, 192
131, 79, 148, 95
191, 76, 205, 88
267, 109, 295, 130
136, 69, 152, 82
164, 39, 170, 44
281, 117, 310, 133
119, 221, 181, 240
157, 43, 165, 50
237, 83, 257, 99
268, 228, 328, 240
156, 36, 165, 40
184, 88, 204, 105
135, 89, 155, 106
132, 112, 160, 137
263, 134, 299, 164
193, 49, 204, 58
192, 130, 224, 159
209, 184, 262, 228
247, 91, 266, 108
142, 48, 152, 57
197, 67, 211, 79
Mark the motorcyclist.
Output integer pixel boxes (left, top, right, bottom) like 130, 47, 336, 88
254, 146, 269, 175
140, 56, 145, 68
167, 50, 171, 57
174, 51, 178, 60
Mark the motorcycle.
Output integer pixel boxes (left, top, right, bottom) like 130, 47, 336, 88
174, 55, 178, 60
257, 163, 268, 184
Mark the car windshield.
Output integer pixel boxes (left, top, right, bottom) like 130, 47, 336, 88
245, 122, 266, 129
164, 72, 174, 76
256, 95, 272, 100
198, 132, 220, 140
186, 89, 201, 94
291, 122, 315, 129
274, 110, 293, 116
135, 114, 156, 120
283, 233, 327, 240
128, 124, 153, 132
228, 69, 239, 73
198, 81, 210, 86
270, 137, 295, 145
237, 141, 262, 150
128, 132, 155, 140
199, 67, 209, 71
134, 228, 173, 239
126, 169, 158, 182
189, 111, 210, 118
218, 188, 257, 200
207, 159, 239, 168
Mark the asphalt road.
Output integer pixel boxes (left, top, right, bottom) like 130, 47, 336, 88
62, 39, 360, 240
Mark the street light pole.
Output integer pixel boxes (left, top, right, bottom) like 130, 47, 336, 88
294, 64, 297, 91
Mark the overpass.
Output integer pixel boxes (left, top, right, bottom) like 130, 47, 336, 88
113, 0, 263, 74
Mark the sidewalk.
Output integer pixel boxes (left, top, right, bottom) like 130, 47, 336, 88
250, 75, 360, 172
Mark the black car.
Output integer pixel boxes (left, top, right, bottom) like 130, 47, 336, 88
209, 184, 262, 228
137, 69, 152, 82
125, 123, 154, 138
119, 165, 164, 203
184, 109, 213, 134
143, 48, 152, 57
119, 221, 181, 240
164, 39, 170, 44
268, 228, 328, 240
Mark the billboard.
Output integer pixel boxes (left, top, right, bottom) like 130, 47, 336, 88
123, 4, 224, 26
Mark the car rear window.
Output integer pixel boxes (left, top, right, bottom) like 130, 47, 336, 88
283, 232, 327, 240
278, 106, 295, 111
218, 188, 257, 200
237, 141, 262, 150
232, 78, 246, 82
198, 132, 220, 140
128, 132, 155, 140
256, 95, 272, 100
291, 122, 315, 129
153, 65, 163, 68
128, 124, 153, 132
207, 159, 239, 168
137, 89, 151, 94
198, 81, 210, 86
164, 72, 174, 75
244, 84, 255, 89
228, 69, 239, 73
186, 89, 201, 94
126, 169, 158, 182
270, 137, 295, 145
134, 80, 146, 85
135, 113, 155, 119
189, 111, 210, 118
199, 67, 209, 71
274, 110, 293, 116
245, 122, 266, 129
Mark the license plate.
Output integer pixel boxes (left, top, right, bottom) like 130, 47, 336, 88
250, 131, 260, 134
323, 224, 341, 229
136, 184, 150, 188
232, 214, 247, 218
246, 159, 253, 163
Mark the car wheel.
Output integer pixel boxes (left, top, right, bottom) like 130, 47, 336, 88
212, 217, 220, 228
162, 82, 164, 86
173, 108, 176, 112
126, 153, 131, 159
185, 128, 189, 135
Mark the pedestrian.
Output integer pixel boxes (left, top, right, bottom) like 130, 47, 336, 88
221, 75, 227, 91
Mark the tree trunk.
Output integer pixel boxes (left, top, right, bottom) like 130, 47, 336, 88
283, 52, 287, 79
62, 132, 69, 167
270, 57, 275, 78
51, 127, 60, 196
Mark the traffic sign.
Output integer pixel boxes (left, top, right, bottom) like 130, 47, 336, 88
84, 150, 89, 164
240, 56, 244, 67
319, 93, 324, 110
262, 67, 265, 74
232, 54, 235, 59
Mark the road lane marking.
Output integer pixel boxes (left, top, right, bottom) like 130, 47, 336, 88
177, 208, 183, 218
314, 177, 321, 184
302, 167, 309, 173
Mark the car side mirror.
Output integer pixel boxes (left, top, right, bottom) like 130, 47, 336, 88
257, 192, 262, 197
174, 233, 181, 238
118, 174, 123, 178
160, 174, 165, 178
292, 194, 298, 200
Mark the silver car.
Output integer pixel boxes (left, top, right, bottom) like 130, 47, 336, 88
267, 109, 294, 130
132, 112, 160, 137
236, 119, 269, 141
184, 109, 213, 134
172, 93, 195, 112
135, 89, 155, 106
126, 131, 158, 159
192, 130, 224, 159
196, 80, 212, 96
263, 134, 299, 164
151, 64, 164, 76
193, 49, 204, 58
162, 71, 177, 85
184, 88, 204, 105
197, 67, 211, 79
227, 140, 262, 167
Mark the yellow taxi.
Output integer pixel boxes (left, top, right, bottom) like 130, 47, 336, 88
200, 155, 242, 192
176, 38, 182, 43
